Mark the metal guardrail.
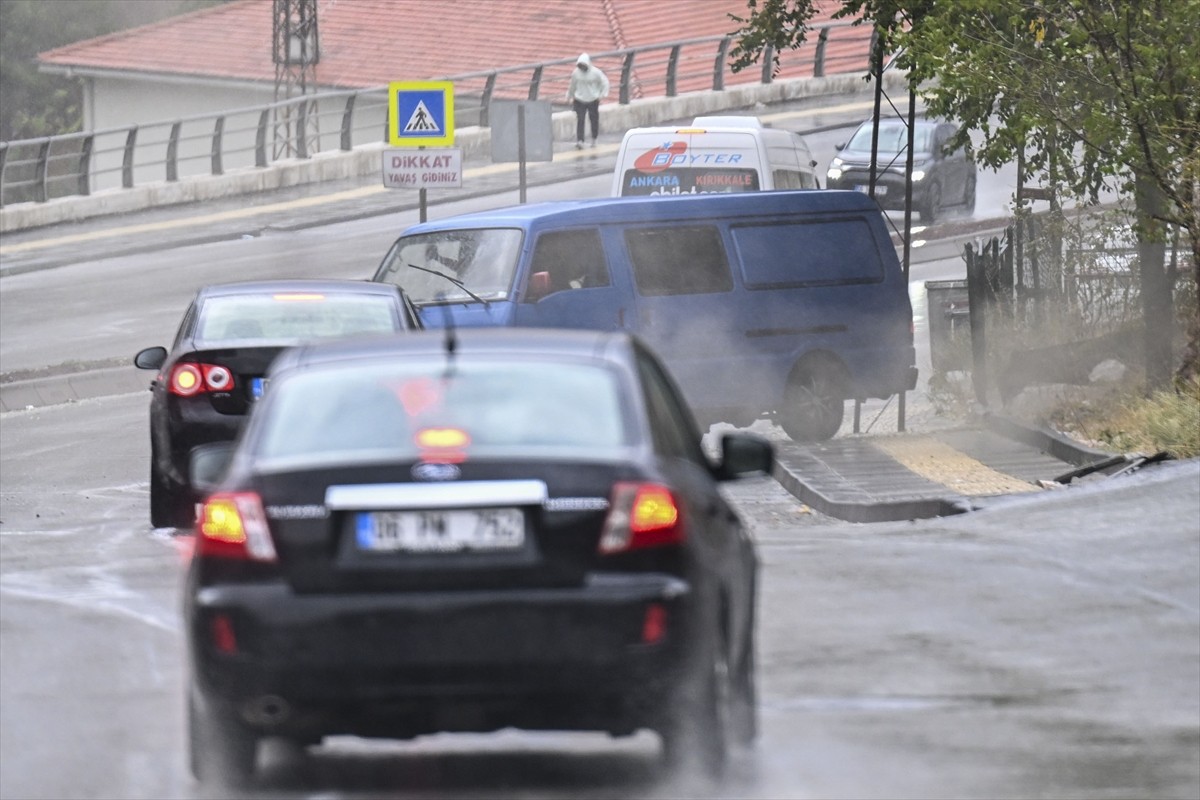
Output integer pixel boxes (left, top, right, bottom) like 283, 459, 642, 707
0, 22, 873, 207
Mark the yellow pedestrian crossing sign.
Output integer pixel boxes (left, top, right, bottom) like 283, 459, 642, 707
389, 81, 454, 147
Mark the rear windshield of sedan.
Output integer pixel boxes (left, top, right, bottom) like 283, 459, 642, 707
254, 358, 634, 465
196, 292, 399, 342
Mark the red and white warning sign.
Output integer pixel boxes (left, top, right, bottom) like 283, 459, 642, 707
382, 148, 463, 189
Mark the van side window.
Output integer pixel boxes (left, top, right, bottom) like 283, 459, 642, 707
732, 219, 885, 287
625, 226, 733, 296
772, 169, 802, 189
772, 169, 817, 189
529, 229, 610, 293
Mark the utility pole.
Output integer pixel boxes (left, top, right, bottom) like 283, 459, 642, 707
861, 21, 916, 434
272, 0, 320, 159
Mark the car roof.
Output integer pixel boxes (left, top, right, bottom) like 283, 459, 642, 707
272, 327, 639, 375
396, 189, 881, 234
195, 279, 400, 299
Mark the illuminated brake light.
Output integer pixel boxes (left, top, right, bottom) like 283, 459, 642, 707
415, 427, 470, 449
599, 482, 683, 554
170, 364, 204, 396
414, 427, 470, 464
169, 363, 235, 396
272, 293, 325, 301
197, 492, 276, 561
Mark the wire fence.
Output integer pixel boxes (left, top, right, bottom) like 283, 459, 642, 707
0, 22, 874, 207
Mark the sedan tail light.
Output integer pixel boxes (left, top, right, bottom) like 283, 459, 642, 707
197, 492, 277, 561
598, 482, 683, 554
169, 362, 234, 396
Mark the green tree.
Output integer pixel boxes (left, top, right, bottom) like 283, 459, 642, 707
0, 0, 223, 141
729, 0, 1200, 387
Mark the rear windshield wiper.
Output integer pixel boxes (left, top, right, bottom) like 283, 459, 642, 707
406, 262, 489, 307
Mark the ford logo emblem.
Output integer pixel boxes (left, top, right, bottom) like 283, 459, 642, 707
412, 462, 461, 482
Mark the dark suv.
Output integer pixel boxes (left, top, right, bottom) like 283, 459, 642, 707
825, 118, 976, 222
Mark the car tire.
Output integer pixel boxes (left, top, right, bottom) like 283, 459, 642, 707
779, 362, 845, 442
731, 629, 758, 747
150, 454, 192, 530
188, 686, 258, 786
963, 173, 977, 213
660, 632, 732, 782
919, 180, 942, 222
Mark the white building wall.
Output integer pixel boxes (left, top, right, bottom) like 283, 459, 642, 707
87, 76, 278, 190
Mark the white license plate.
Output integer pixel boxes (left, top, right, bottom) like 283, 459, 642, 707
854, 184, 887, 196
356, 508, 525, 553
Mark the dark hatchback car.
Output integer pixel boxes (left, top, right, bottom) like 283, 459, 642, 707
825, 117, 976, 222
183, 328, 772, 786
135, 279, 422, 529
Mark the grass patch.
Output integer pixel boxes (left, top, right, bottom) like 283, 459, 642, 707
1047, 377, 1200, 459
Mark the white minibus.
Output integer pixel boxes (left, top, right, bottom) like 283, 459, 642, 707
611, 115, 819, 197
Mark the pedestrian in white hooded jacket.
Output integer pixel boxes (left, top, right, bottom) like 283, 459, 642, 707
567, 53, 610, 148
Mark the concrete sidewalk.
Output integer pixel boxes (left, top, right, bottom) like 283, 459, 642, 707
771, 417, 1119, 523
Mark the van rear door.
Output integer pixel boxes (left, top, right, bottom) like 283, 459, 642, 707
614, 131, 764, 196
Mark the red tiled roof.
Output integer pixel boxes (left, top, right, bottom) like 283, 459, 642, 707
38, 0, 864, 90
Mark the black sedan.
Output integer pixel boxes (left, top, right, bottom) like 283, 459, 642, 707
183, 327, 772, 786
825, 117, 976, 222
135, 279, 422, 529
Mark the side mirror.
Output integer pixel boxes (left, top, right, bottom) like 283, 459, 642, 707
713, 433, 774, 481
526, 271, 551, 302
834, 141, 845, 151
189, 443, 235, 495
134, 346, 168, 370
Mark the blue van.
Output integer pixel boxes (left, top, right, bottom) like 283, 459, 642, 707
372, 190, 916, 440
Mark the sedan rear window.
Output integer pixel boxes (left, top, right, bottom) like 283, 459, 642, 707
255, 358, 633, 465
197, 292, 400, 341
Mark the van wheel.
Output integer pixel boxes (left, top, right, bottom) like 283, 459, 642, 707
919, 181, 942, 222
780, 364, 845, 441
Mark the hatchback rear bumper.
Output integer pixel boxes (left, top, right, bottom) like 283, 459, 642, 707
188, 572, 696, 738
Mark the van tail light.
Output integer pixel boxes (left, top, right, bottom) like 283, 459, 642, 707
197, 492, 277, 561
169, 363, 234, 396
598, 482, 683, 554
